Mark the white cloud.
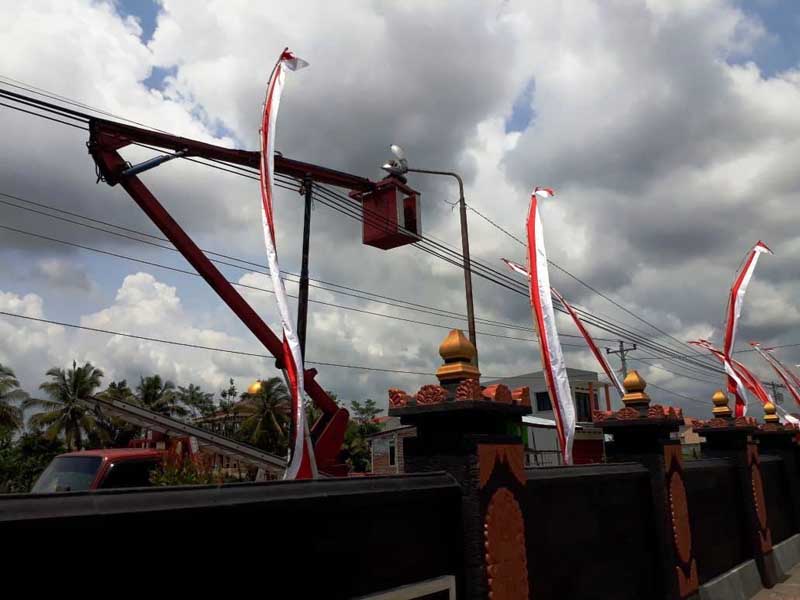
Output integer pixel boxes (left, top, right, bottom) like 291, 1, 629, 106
2, 1, 800, 418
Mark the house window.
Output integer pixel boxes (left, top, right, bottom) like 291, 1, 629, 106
575, 391, 591, 422
389, 436, 397, 467
535, 391, 552, 412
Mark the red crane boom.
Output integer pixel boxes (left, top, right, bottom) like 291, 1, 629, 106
87, 118, 371, 476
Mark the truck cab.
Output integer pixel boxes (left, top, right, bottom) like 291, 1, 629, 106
31, 448, 164, 493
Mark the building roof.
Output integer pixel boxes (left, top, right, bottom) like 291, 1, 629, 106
522, 415, 584, 430
483, 368, 602, 391
366, 425, 415, 439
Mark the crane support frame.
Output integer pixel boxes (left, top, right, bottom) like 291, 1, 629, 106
87, 118, 355, 476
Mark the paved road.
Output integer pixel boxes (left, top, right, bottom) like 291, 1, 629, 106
753, 566, 800, 599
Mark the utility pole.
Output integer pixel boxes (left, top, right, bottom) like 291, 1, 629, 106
768, 381, 784, 404
606, 341, 637, 378
297, 175, 313, 359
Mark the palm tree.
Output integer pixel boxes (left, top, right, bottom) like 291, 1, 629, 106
0, 364, 27, 431
136, 375, 186, 418
176, 383, 215, 418
24, 361, 104, 450
92, 380, 140, 447
237, 377, 290, 454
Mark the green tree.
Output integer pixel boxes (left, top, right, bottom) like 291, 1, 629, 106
149, 449, 222, 486
137, 375, 186, 418
90, 380, 141, 448
350, 398, 382, 424
23, 361, 104, 450
176, 383, 215, 418
0, 364, 26, 432
0, 429, 65, 493
219, 378, 238, 413
237, 377, 290, 455
342, 399, 384, 472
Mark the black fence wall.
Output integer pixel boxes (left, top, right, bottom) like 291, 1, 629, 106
3, 437, 800, 599
524, 463, 660, 600
683, 458, 751, 584
0, 473, 463, 599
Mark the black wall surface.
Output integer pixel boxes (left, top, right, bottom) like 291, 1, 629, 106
761, 455, 795, 545
524, 463, 659, 600
0, 473, 462, 599
683, 458, 750, 584
3, 449, 800, 598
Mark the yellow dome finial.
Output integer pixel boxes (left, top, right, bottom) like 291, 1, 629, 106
763, 400, 779, 424
247, 380, 262, 396
436, 329, 480, 383
711, 389, 731, 418
621, 370, 650, 407
439, 329, 476, 362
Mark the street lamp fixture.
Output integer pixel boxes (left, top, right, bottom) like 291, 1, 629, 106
381, 144, 478, 367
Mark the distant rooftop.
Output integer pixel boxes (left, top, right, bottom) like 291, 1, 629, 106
484, 368, 602, 390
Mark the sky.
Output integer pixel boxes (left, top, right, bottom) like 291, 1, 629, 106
1, 0, 800, 419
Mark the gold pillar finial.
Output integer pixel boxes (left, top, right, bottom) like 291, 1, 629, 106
711, 389, 732, 418
621, 370, 650, 407
763, 400, 779, 424
436, 329, 480, 383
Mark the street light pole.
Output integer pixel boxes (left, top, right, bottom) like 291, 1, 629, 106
297, 174, 313, 359
407, 167, 478, 367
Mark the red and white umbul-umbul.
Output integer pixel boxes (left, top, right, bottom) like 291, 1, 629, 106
751, 342, 800, 410
259, 48, 316, 479
722, 241, 772, 416
526, 188, 576, 464
501, 258, 624, 398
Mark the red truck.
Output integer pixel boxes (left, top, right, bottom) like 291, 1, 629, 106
31, 448, 165, 493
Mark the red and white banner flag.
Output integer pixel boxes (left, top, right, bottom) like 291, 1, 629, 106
259, 49, 317, 480
551, 288, 625, 397
726, 354, 798, 424
760, 345, 800, 392
689, 340, 752, 411
690, 339, 774, 407
502, 257, 624, 399
526, 188, 576, 464
751, 343, 800, 408
722, 241, 773, 415
689, 340, 748, 417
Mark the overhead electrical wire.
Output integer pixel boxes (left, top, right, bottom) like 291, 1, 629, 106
0, 309, 726, 408
0, 93, 732, 381
0, 310, 444, 377
0, 190, 597, 339
0, 222, 595, 346
0, 90, 732, 377
0, 80, 783, 391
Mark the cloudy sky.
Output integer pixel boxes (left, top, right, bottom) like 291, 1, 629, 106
1, 0, 799, 418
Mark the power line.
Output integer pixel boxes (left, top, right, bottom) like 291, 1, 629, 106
646, 381, 708, 405
0, 81, 696, 355
0, 189, 551, 333
0, 309, 457, 377
0, 182, 735, 377
0, 190, 597, 339
463, 195, 720, 369
0, 83, 769, 377
309, 182, 729, 374
1, 222, 590, 346
626, 357, 720, 386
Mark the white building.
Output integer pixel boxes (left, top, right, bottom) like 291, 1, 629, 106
485, 368, 618, 466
